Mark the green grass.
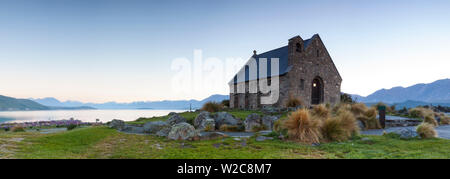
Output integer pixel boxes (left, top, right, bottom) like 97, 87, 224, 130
14, 127, 115, 159
6, 126, 450, 159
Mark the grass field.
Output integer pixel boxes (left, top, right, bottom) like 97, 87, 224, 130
1, 126, 449, 159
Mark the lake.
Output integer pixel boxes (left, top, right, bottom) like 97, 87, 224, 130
0, 109, 186, 124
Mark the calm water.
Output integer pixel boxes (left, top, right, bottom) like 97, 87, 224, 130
0, 109, 186, 124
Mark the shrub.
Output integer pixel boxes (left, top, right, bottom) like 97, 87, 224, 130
416, 123, 437, 139
424, 115, 439, 127
388, 105, 396, 113
332, 103, 351, 115
221, 100, 230, 108
201, 102, 222, 113
441, 116, 450, 125
286, 96, 302, 108
311, 104, 329, 119
321, 110, 359, 142
350, 103, 368, 117
204, 124, 214, 132
67, 124, 78, 131
11, 126, 25, 132
409, 107, 434, 119
273, 118, 286, 133
283, 109, 322, 144
340, 93, 355, 104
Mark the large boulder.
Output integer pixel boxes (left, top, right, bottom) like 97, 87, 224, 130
244, 113, 262, 132
214, 112, 240, 129
156, 127, 172, 137
194, 112, 215, 131
167, 114, 187, 126
143, 121, 169, 134
199, 132, 228, 140
261, 115, 279, 131
121, 124, 144, 133
168, 122, 198, 140
108, 119, 125, 130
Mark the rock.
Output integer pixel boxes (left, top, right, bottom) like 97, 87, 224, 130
262, 107, 278, 114
156, 127, 171, 137
108, 119, 125, 130
199, 132, 228, 140
214, 112, 240, 129
167, 114, 187, 126
393, 128, 418, 139
143, 121, 169, 134
194, 112, 215, 131
361, 137, 371, 141
244, 113, 262, 132
168, 122, 197, 140
121, 125, 144, 133
255, 136, 274, 142
168, 112, 177, 116
261, 115, 279, 131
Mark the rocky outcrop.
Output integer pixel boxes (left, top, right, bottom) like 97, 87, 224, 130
244, 114, 279, 132
108, 119, 125, 130
392, 128, 418, 139
121, 125, 145, 133
143, 121, 170, 134
167, 114, 187, 126
214, 112, 240, 129
168, 122, 198, 140
261, 115, 278, 131
244, 113, 262, 132
194, 112, 215, 131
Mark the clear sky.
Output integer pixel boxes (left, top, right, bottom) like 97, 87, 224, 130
0, 0, 449, 103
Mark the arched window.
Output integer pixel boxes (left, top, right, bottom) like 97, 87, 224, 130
296, 43, 302, 53
316, 49, 320, 57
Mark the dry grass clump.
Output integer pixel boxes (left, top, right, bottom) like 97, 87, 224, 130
11, 126, 25, 132
357, 107, 381, 129
311, 104, 330, 119
350, 103, 368, 117
321, 110, 359, 142
408, 107, 434, 119
332, 103, 351, 115
416, 123, 438, 139
441, 116, 450, 125
424, 115, 439, 127
285, 96, 303, 108
219, 124, 242, 132
201, 101, 222, 113
284, 109, 322, 144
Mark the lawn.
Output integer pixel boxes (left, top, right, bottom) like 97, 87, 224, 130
3, 126, 449, 159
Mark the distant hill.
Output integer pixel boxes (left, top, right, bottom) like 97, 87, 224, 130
354, 79, 450, 104
0, 95, 49, 111
32, 94, 230, 110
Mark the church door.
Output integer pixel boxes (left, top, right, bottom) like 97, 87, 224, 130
311, 77, 324, 105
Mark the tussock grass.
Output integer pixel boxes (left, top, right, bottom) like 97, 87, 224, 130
441, 116, 450, 125
424, 115, 439, 127
11, 126, 25, 132
201, 102, 222, 113
409, 107, 434, 119
219, 124, 243, 132
416, 123, 437, 139
357, 107, 381, 130
285, 96, 302, 108
284, 109, 322, 144
350, 103, 368, 117
321, 110, 359, 142
311, 104, 329, 119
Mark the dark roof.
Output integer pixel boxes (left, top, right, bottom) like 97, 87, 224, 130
229, 35, 315, 85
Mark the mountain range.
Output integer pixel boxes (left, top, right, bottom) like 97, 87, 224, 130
352, 79, 450, 104
31, 94, 229, 110
1, 78, 449, 111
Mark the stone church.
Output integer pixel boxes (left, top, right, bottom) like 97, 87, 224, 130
229, 34, 342, 109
